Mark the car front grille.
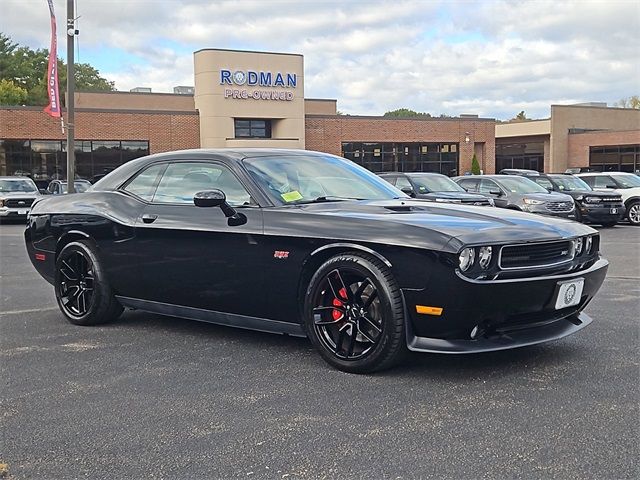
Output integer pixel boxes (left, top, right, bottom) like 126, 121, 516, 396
499, 240, 574, 269
545, 201, 573, 212
597, 197, 622, 204
5, 198, 34, 208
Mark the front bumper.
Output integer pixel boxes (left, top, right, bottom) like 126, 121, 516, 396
403, 258, 608, 353
579, 203, 625, 223
0, 207, 31, 217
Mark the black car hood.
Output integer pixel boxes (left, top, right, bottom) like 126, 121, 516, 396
560, 190, 622, 199
292, 199, 594, 252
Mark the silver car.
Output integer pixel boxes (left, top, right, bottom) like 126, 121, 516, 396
0, 177, 41, 220
454, 175, 575, 218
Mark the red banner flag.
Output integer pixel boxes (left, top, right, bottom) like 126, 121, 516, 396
44, 0, 61, 118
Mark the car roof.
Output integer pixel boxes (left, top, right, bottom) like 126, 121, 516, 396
576, 171, 633, 176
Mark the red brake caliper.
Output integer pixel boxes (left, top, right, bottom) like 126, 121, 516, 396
332, 287, 347, 321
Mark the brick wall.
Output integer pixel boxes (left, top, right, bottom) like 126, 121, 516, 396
567, 129, 640, 168
0, 107, 200, 153
305, 115, 496, 174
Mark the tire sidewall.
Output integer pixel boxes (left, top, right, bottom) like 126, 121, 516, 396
55, 240, 106, 325
627, 201, 640, 225
303, 254, 404, 373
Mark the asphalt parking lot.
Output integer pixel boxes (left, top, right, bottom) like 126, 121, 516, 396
1, 221, 638, 479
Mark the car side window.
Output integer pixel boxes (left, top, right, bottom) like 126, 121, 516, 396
395, 176, 413, 191
123, 164, 166, 201
535, 178, 554, 190
153, 162, 253, 206
479, 179, 499, 194
593, 176, 614, 189
381, 176, 397, 186
580, 176, 595, 188
458, 178, 478, 192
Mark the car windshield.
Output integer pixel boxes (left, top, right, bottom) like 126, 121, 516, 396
614, 174, 640, 188
243, 154, 405, 205
410, 175, 465, 193
496, 176, 549, 194
60, 182, 90, 193
0, 178, 37, 193
550, 176, 592, 191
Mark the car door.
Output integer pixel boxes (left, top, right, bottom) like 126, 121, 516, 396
479, 179, 509, 207
129, 160, 267, 318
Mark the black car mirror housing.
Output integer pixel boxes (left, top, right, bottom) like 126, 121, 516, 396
489, 189, 502, 196
400, 186, 416, 197
194, 190, 247, 226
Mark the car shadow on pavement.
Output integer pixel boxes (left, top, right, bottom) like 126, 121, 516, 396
107, 309, 586, 378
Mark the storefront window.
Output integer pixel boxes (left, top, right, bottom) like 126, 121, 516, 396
589, 145, 639, 173
342, 142, 459, 175
234, 119, 272, 138
495, 142, 544, 172
0, 139, 149, 182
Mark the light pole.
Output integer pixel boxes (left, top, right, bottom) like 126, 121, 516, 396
66, 0, 76, 193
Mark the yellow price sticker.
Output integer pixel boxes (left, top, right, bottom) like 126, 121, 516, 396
281, 191, 303, 202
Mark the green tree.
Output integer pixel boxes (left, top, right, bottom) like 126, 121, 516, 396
615, 96, 640, 109
0, 32, 115, 106
471, 153, 481, 175
384, 108, 432, 118
0, 78, 28, 105
513, 110, 528, 121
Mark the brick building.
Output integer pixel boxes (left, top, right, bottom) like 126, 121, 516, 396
1, 49, 638, 182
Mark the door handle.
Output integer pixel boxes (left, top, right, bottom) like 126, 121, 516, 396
141, 214, 158, 224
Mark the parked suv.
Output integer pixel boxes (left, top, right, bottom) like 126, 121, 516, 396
379, 172, 493, 206
454, 175, 575, 218
0, 176, 41, 220
521, 173, 624, 227
46, 179, 92, 195
576, 172, 640, 225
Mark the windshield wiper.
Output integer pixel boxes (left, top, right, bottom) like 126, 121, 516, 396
293, 196, 364, 205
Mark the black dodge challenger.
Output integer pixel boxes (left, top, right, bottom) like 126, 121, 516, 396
25, 149, 608, 373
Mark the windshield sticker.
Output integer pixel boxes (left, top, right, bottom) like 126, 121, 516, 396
281, 191, 303, 202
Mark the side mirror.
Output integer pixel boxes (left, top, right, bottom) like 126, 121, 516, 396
605, 184, 617, 189
547, 187, 553, 192
39, 189, 49, 194
489, 189, 503, 196
400, 186, 416, 197
194, 190, 247, 226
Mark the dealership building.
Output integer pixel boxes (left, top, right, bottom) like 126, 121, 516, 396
1, 48, 639, 181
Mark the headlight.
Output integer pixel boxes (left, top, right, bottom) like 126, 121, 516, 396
478, 246, 492, 269
458, 247, 475, 271
573, 237, 583, 255
585, 236, 593, 254
585, 197, 601, 203
523, 198, 544, 205
0, 199, 5, 208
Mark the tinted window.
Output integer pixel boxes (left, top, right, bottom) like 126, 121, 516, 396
411, 174, 465, 193
395, 176, 413, 190
123, 164, 166, 201
479, 179, 500, 194
494, 177, 548, 194
153, 162, 252, 206
457, 178, 478, 192
534, 177, 554, 190
592, 176, 616, 189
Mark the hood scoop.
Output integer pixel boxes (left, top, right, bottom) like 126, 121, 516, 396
384, 204, 427, 213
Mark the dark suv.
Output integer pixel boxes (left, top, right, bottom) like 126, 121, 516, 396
379, 172, 493, 206
454, 175, 575, 218
529, 174, 624, 227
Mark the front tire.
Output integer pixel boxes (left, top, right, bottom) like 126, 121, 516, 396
55, 240, 123, 326
627, 201, 640, 226
303, 253, 406, 373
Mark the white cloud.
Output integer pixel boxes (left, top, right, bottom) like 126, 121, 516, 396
2, 0, 639, 119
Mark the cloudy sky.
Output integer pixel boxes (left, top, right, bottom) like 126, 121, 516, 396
2, 0, 639, 119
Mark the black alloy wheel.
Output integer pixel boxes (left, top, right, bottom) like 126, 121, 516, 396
55, 241, 123, 325
627, 201, 640, 226
304, 253, 406, 373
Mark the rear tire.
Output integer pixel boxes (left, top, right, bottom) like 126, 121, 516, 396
55, 240, 123, 326
303, 252, 407, 373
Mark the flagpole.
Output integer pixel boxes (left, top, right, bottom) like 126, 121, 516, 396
66, 0, 75, 193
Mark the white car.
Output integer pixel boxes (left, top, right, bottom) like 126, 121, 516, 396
0, 176, 41, 220
576, 172, 640, 225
